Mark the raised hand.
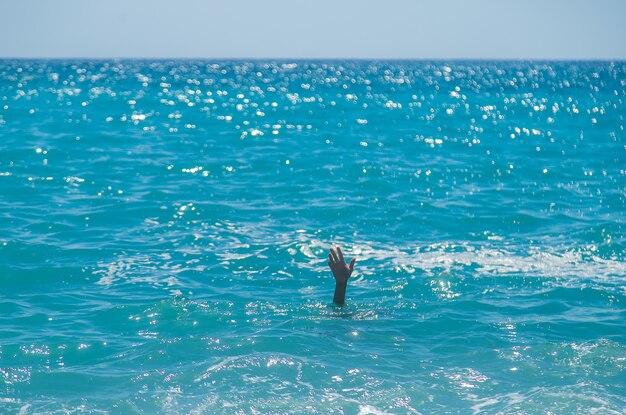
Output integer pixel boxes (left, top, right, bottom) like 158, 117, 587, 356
328, 246, 356, 305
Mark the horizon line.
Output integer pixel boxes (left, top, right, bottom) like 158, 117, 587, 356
1, 57, 625, 63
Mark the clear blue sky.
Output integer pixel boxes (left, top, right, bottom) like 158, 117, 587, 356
1, 0, 625, 59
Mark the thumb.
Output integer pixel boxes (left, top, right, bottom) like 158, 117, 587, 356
349, 258, 356, 273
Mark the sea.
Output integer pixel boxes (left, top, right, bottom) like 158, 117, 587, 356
0, 60, 624, 414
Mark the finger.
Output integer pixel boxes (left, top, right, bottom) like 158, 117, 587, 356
349, 258, 356, 273
337, 246, 345, 263
328, 254, 335, 266
330, 248, 339, 264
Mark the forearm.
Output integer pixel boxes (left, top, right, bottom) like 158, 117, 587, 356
333, 281, 348, 305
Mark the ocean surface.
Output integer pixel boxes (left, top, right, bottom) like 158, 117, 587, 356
0, 60, 624, 414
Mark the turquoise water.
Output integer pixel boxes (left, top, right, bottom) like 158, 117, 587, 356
0, 60, 624, 414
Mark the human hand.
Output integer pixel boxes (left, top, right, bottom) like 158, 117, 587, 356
328, 246, 356, 286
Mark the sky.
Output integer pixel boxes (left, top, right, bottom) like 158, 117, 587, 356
1, 0, 625, 60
